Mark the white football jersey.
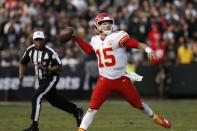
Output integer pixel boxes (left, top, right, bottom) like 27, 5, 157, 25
90, 31, 130, 79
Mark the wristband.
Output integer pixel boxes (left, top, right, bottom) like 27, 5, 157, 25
145, 47, 153, 54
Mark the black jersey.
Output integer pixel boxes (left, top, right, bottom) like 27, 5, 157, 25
20, 45, 62, 80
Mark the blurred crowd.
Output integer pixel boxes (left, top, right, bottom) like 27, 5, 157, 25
0, 0, 197, 68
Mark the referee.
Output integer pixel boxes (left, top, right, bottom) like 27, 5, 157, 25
19, 31, 83, 131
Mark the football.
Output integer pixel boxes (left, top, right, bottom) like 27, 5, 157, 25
59, 27, 74, 42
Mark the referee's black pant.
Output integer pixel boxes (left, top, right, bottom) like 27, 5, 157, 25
31, 75, 77, 121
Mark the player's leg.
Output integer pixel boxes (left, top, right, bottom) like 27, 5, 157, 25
118, 76, 171, 128
78, 109, 98, 131
141, 102, 171, 128
22, 87, 45, 131
79, 76, 112, 131
23, 77, 58, 131
45, 78, 77, 114
46, 86, 83, 127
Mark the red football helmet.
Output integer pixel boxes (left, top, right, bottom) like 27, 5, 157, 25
94, 13, 114, 35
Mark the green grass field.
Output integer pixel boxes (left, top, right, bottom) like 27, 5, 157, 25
0, 100, 197, 131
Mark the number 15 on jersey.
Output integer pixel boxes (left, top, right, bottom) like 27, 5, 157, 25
96, 47, 116, 68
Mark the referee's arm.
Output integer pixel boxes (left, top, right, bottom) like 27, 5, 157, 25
19, 50, 30, 81
49, 51, 63, 72
48, 65, 63, 72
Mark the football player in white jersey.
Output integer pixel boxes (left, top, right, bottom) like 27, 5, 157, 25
72, 13, 171, 131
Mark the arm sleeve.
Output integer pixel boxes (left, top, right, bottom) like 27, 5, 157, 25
122, 37, 139, 48
75, 36, 94, 54
20, 50, 30, 65
51, 51, 62, 66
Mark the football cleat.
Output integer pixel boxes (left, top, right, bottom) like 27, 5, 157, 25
78, 128, 85, 131
22, 126, 39, 131
154, 116, 171, 128
74, 108, 84, 127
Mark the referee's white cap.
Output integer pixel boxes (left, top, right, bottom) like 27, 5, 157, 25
33, 31, 45, 40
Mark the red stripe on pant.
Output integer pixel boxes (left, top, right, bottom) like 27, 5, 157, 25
89, 75, 142, 109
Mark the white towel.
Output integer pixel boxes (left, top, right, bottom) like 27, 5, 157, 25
124, 72, 143, 82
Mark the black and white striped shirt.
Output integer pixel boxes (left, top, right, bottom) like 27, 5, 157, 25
20, 45, 62, 80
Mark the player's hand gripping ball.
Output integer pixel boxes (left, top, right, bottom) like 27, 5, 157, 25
59, 27, 74, 42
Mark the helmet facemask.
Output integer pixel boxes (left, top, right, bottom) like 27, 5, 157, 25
94, 13, 114, 35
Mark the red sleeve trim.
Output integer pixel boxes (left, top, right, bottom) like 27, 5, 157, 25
118, 35, 129, 47
122, 37, 139, 48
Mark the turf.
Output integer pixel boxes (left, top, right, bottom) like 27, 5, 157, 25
0, 100, 197, 131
